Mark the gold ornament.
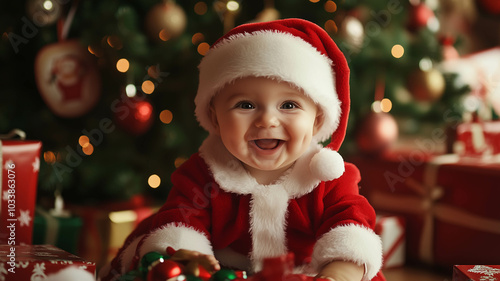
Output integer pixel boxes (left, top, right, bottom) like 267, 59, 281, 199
145, 1, 187, 41
406, 68, 445, 102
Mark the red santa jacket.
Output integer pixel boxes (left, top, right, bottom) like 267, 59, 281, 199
99, 136, 384, 281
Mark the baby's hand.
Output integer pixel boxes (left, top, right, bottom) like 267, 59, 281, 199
167, 247, 221, 274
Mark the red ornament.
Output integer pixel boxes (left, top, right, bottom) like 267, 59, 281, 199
35, 40, 101, 118
113, 97, 154, 135
356, 111, 399, 154
477, 0, 500, 15
407, 3, 434, 32
147, 260, 184, 281
196, 264, 212, 281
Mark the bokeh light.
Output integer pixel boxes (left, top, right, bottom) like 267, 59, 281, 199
380, 98, 393, 112
324, 1, 337, 13
198, 42, 210, 56
126, 84, 137, 97
148, 174, 161, 188
159, 110, 173, 124
324, 20, 338, 33
194, 2, 208, 15
391, 44, 404, 58
43, 151, 56, 164
116, 58, 129, 72
142, 80, 155, 94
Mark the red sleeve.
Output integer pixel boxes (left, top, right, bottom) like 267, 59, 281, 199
316, 162, 376, 237
151, 152, 215, 238
310, 162, 382, 280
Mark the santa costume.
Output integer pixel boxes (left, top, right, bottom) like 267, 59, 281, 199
99, 19, 385, 281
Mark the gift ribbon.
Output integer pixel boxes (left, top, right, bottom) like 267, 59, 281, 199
370, 154, 500, 263
36, 207, 60, 246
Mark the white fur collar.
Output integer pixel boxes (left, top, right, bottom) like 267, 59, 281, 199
198, 134, 323, 198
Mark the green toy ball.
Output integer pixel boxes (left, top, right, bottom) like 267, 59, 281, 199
210, 269, 237, 281
141, 251, 166, 270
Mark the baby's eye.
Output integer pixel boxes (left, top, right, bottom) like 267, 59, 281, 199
281, 101, 299, 109
235, 101, 254, 109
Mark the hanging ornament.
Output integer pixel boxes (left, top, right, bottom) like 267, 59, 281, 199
114, 96, 154, 135
356, 111, 399, 154
406, 68, 445, 102
35, 39, 101, 118
145, 1, 187, 41
26, 0, 62, 26
407, 3, 435, 32
337, 15, 364, 52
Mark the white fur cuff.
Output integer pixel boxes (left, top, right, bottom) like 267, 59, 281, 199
139, 223, 214, 258
311, 224, 383, 281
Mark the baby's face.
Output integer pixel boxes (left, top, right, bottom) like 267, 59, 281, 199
210, 76, 323, 182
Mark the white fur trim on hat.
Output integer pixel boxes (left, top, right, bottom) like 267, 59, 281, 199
196, 30, 341, 143
310, 148, 345, 181
310, 224, 383, 281
47, 266, 95, 281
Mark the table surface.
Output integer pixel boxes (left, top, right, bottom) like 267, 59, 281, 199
383, 266, 450, 281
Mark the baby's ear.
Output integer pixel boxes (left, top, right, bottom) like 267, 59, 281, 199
209, 104, 221, 136
313, 110, 325, 136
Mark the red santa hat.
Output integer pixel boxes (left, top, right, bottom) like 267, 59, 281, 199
195, 18, 350, 181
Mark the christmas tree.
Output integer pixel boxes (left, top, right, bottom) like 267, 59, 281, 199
2, 0, 494, 204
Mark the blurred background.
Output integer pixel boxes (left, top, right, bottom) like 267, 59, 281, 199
1, 0, 500, 276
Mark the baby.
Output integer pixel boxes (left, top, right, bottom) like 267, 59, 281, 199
99, 18, 384, 281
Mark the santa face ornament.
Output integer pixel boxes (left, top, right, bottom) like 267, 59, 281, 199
35, 40, 101, 118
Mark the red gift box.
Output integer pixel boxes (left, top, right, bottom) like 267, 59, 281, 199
453, 265, 500, 281
455, 121, 500, 157
0, 244, 95, 280
0, 138, 42, 245
70, 196, 159, 269
375, 215, 405, 269
351, 152, 500, 267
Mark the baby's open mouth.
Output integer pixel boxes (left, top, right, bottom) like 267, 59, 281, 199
254, 139, 282, 150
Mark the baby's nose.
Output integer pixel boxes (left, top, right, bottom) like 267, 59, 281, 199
255, 110, 280, 128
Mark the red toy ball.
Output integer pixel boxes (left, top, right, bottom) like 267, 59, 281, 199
147, 260, 184, 281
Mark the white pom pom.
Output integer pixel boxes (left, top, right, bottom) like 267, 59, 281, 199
310, 148, 345, 181
47, 266, 95, 281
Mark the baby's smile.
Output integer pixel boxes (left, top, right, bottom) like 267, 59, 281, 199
253, 139, 283, 150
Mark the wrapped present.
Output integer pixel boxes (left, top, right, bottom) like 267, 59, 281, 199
455, 121, 500, 158
453, 265, 500, 281
375, 215, 405, 269
33, 193, 82, 254
33, 208, 83, 255
70, 195, 159, 269
351, 153, 500, 267
0, 130, 42, 245
0, 244, 95, 280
